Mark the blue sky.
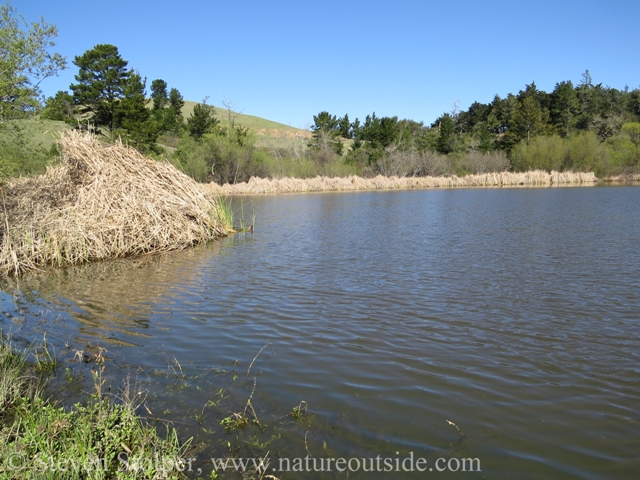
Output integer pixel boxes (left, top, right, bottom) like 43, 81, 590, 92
14, 0, 640, 129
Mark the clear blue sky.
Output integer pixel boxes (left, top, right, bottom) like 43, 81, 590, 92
14, 0, 640, 129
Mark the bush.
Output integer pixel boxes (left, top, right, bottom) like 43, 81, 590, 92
510, 132, 615, 175
606, 134, 637, 173
173, 127, 269, 184
454, 150, 510, 175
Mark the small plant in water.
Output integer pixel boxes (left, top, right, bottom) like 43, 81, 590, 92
289, 400, 308, 421
33, 334, 57, 372
220, 412, 250, 431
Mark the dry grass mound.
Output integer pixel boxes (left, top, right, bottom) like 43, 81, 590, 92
211, 170, 598, 195
1, 130, 229, 277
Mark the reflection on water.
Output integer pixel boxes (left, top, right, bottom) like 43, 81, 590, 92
2, 185, 640, 479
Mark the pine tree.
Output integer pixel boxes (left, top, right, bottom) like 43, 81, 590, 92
118, 72, 159, 153
550, 81, 579, 137
70, 44, 129, 131
508, 97, 548, 145
187, 100, 218, 139
165, 88, 185, 133
310, 111, 342, 154
436, 114, 456, 154
150, 79, 168, 110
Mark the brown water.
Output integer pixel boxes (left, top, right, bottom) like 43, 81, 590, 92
2, 186, 640, 479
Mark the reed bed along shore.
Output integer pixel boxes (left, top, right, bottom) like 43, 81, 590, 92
606, 173, 640, 182
1, 130, 229, 277
210, 170, 598, 195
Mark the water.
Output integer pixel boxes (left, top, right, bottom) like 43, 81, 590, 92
2, 185, 640, 479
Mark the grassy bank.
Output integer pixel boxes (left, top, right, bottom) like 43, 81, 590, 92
0, 119, 66, 177
0, 334, 189, 479
209, 170, 598, 195
1, 130, 231, 278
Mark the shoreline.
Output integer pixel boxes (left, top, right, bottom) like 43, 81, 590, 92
207, 170, 620, 195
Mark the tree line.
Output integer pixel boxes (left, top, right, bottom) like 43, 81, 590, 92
40, 43, 191, 154
2, 0, 639, 181
308, 72, 640, 177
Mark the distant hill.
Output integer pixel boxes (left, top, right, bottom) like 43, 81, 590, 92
181, 101, 310, 139
0, 105, 309, 155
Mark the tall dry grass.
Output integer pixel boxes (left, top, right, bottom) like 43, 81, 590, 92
209, 170, 597, 195
1, 130, 229, 277
606, 173, 640, 182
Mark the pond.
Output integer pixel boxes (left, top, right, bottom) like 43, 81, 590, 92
2, 185, 639, 479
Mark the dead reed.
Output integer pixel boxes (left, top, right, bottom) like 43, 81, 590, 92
209, 170, 598, 195
1, 130, 230, 277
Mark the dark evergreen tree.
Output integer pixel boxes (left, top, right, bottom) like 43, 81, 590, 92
505, 96, 549, 147
70, 44, 129, 131
436, 114, 456, 154
310, 111, 342, 154
187, 100, 218, 139
491, 94, 518, 133
378, 116, 400, 148
550, 81, 579, 137
338, 113, 351, 139
478, 126, 494, 153
518, 82, 550, 111
627, 89, 640, 118
118, 71, 159, 153
165, 87, 185, 132
150, 79, 168, 111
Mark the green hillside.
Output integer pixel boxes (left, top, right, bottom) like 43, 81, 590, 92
0, 103, 309, 149
181, 101, 309, 138
0, 106, 310, 177
0, 119, 68, 150
0, 119, 68, 176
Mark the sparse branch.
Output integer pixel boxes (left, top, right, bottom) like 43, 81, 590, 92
222, 95, 244, 127
246, 341, 270, 378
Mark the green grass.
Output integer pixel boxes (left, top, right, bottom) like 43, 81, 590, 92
0, 119, 69, 150
0, 334, 190, 479
181, 101, 306, 135
0, 119, 67, 177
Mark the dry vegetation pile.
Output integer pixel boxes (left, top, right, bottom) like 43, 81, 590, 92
1, 130, 229, 277
211, 170, 598, 195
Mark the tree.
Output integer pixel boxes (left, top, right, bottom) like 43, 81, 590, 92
310, 111, 342, 154
477, 126, 494, 153
70, 44, 129, 131
187, 98, 218, 139
150, 79, 168, 111
338, 113, 351, 139
517, 82, 550, 111
118, 71, 159, 153
508, 97, 549, 145
622, 122, 640, 163
491, 94, 518, 133
436, 113, 456, 154
40, 90, 75, 122
165, 87, 184, 132
0, 1, 66, 122
550, 81, 579, 137
150, 82, 183, 133
222, 96, 243, 127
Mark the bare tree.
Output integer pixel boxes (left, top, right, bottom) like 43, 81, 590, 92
222, 95, 243, 127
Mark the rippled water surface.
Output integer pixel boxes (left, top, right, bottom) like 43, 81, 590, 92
2, 186, 640, 479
